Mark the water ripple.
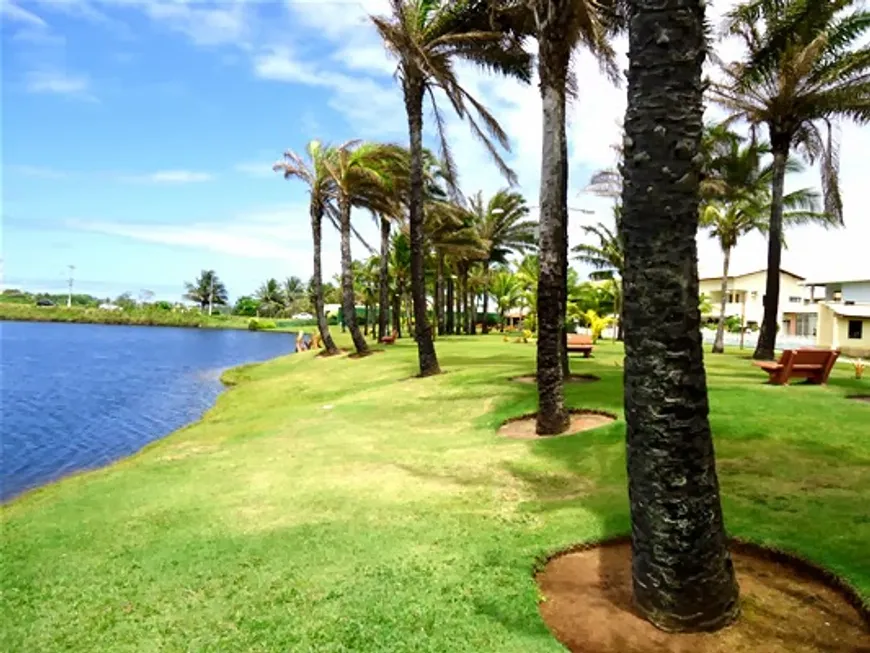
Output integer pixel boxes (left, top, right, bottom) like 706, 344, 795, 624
0, 322, 296, 501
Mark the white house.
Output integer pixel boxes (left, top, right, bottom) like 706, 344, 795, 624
804, 277, 870, 357
698, 268, 817, 336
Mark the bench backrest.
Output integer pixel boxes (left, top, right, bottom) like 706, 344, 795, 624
790, 348, 836, 367
567, 334, 593, 346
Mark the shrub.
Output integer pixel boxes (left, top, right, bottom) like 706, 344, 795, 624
248, 318, 276, 331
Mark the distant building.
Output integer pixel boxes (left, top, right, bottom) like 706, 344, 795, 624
698, 268, 816, 336
99, 303, 122, 311
804, 277, 870, 357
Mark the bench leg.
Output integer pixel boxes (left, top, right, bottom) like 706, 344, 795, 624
584, 351, 591, 358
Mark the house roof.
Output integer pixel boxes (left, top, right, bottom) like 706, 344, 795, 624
830, 304, 870, 319
802, 277, 870, 287
698, 268, 805, 282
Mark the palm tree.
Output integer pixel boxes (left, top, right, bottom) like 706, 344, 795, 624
372, 0, 532, 377
283, 276, 305, 315
274, 142, 340, 356
497, 0, 622, 434
183, 270, 227, 313
256, 278, 286, 317
711, 0, 870, 360
425, 199, 487, 335
573, 213, 624, 338
621, 0, 739, 631
324, 141, 406, 356
469, 189, 536, 334
700, 129, 830, 353
516, 254, 540, 332
489, 267, 522, 330
389, 231, 412, 338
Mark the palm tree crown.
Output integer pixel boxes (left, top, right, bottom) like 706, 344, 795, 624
371, 0, 532, 183
183, 270, 228, 310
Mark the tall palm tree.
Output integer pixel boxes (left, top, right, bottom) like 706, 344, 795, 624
256, 278, 286, 317
274, 142, 340, 356
499, 0, 622, 434
711, 0, 870, 360
183, 270, 228, 313
700, 129, 830, 353
469, 189, 536, 333
324, 141, 407, 356
621, 0, 739, 631
372, 0, 532, 377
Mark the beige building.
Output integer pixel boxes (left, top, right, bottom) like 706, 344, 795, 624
805, 277, 870, 357
699, 268, 817, 335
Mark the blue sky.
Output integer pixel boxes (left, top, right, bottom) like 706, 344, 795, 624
3, 0, 868, 302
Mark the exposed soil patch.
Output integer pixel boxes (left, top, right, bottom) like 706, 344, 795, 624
846, 394, 870, 403
498, 410, 616, 440
510, 374, 600, 385
537, 538, 869, 653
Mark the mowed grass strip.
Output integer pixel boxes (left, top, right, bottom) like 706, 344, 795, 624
2, 335, 868, 652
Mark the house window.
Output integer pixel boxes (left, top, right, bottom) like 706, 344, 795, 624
848, 320, 864, 340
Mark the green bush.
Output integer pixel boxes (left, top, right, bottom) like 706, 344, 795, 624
247, 318, 277, 331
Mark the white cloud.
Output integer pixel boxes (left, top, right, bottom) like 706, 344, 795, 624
141, 0, 251, 47
1, 1, 47, 27
24, 69, 93, 98
122, 170, 214, 184
234, 162, 275, 178
65, 203, 350, 279
7, 164, 69, 179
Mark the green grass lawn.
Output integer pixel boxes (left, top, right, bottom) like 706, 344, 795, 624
2, 336, 868, 652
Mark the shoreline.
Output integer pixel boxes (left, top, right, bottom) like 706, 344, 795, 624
0, 308, 318, 334
0, 347, 298, 506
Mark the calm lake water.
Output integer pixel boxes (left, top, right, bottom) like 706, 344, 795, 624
1, 321, 297, 501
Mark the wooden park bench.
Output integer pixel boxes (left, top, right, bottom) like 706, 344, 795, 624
566, 333, 594, 358
379, 330, 398, 345
752, 348, 840, 386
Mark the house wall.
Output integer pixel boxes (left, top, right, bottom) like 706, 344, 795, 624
816, 303, 835, 348
699, 271, 808, 326
837, 316, 870, 356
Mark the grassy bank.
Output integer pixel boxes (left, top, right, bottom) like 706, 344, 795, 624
2, 336, 868, 651
0, 303, 316, 332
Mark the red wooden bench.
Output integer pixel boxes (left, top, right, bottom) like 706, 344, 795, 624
752, 348, 840, 385
566, 333, 594, 358
379, 330, 398, 345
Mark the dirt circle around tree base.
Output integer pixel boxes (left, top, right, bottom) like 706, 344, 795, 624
498, 410, 616, 440
510, 373, 601, 385
846, 394, 870, 403
536, 538, 869, 653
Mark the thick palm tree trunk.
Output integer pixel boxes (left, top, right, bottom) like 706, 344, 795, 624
311, 206, 339, 355
339, 195, 368, 355
535, 31, 571, 436
712, 247, 731, 354
753, 138, 789, 361
622, 0, 739, 632
404, 80, 440, 375
378, 217, 391, 341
